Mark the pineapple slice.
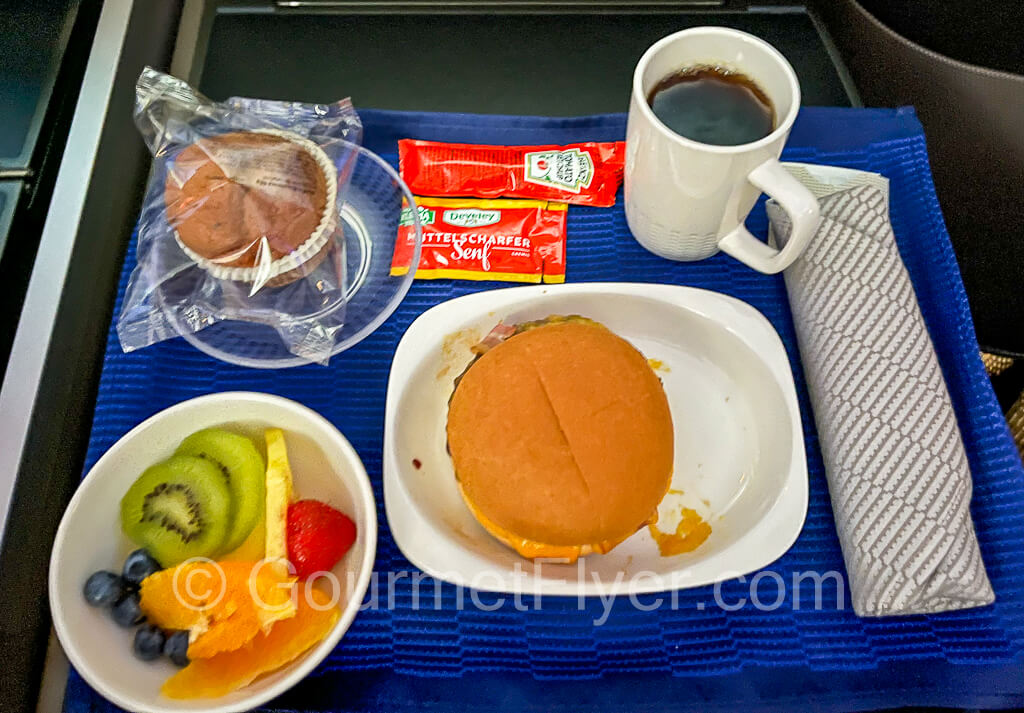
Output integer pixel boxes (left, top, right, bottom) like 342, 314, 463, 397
264, 428, 294, 568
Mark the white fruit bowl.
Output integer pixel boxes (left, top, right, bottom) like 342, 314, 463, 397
49, 392, 377, 713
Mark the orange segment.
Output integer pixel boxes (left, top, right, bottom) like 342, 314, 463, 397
139, 560, 296, 659
162, 587, 340, 699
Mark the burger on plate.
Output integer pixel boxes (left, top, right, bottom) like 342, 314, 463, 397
446, 316, 674, 562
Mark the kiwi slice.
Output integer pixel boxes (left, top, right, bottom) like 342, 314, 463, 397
120, 455, 231, 567
175, 428, 266, 554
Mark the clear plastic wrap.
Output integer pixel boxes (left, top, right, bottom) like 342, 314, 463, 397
117, 67, 363, 365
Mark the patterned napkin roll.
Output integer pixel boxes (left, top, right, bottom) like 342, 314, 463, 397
767, 164, 995, 617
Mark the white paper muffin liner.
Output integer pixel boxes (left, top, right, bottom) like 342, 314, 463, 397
172, 127, 339, 284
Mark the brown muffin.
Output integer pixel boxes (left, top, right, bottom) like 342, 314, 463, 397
164, 131, 329, 270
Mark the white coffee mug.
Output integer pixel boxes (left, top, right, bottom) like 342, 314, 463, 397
625, 27, 820, 274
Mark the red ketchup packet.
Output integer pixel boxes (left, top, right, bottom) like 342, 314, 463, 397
398, 139, 626, 207
391, 197, 566, 283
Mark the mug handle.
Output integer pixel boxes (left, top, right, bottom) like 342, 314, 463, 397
717, 158, 820, 274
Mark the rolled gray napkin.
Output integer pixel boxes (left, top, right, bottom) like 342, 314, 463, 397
767, 164, 995, 616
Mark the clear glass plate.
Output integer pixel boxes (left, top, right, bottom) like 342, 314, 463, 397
162, 144, 421, 368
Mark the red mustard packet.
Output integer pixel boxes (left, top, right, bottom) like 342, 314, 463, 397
398, 139, 626, 207
392, 197, 566, 283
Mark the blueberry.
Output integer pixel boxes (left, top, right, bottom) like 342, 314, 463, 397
122, 549, 161, 586
133, 625, 165, 662
83, 571, 125, 607
111, 592, 145, 627
164, 630, 190, 667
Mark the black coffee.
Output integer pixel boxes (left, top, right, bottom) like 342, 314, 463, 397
647, 66, 775, 146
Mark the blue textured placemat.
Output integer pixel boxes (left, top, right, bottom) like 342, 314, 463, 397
65, 107, 1024, 712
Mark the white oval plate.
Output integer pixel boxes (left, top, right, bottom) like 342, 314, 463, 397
384, 283, 807, 596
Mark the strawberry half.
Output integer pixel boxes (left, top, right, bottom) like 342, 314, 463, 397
286, 500, 357, 579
